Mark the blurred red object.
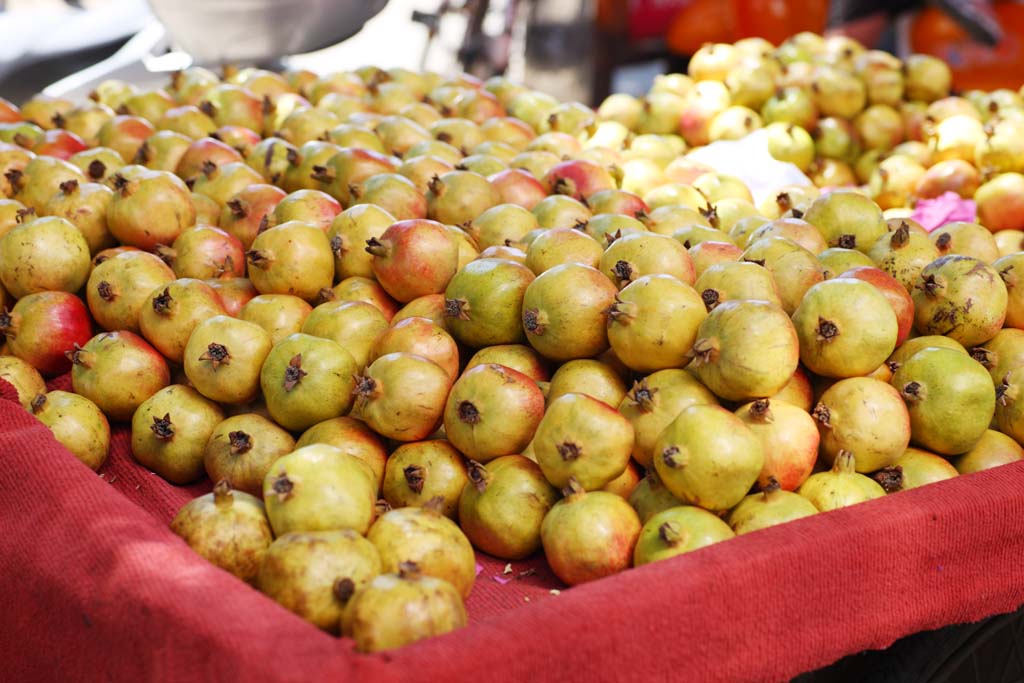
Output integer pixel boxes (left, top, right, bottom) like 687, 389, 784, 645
910, 2, 1024, 91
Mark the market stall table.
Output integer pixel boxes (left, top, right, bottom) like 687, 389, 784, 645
2, 376, 1023, 682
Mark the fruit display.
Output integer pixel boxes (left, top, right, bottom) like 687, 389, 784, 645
2, 31, 1024, 659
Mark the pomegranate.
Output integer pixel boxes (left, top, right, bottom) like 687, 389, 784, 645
0, 216, 90, 298
369, 317, 459, 381
930, 221, 999, 263
600, 232, 696, 289
29, 391, 110, 471
247, 221, 334, 302
628, 470, 682, 524
295, 417, 388, 493
887, 448, 958, 490
327, 204, 396, 280
693, 261, 784, 311
259, 529, 381, 634
0, 356, 46, 409
341, 562, 465, 651
134, 130, 191, 172
328, 276, 399, 321
994, 254, 1024, 329
300, 300, 388, 369
868, 222, 941, 293
736, 399, 819, 491
272, 189, 342, 232
524, 228, 603, 274
139, 279, 227, 364
531, 194, 592, 230
837, 266, 915, 345
218, 183, 286, 249
367, 501, 476, 598
915, 159, 980, 199
742, 236, 824, 314
260, 333, 358, 431
688, 300, 799, 402
798, 451, 885, 511
204, 413, 296, 497
42, 179, 115, 255
425, 170, 500, 225
975, 173, 1024, 232
107, 169, 195, 250
893, 347, 995, 455
0, 291, 92, 376
607, 275, 706, 372
633, 505, 734, 566
263, 444, 377, 536
954, 429, 1024, 474
443, 363, 545, 463
177, 137, 243, 182
350, 352, 451, 441
382, 440, 468, 518
392, 294, 448, 328
366, 219, 459, 303
69, 331, 170, 421
157, 105, 217, 140
726, 480, 819, 534
972, 328, 1024, 384
771, 367, 815, 412
131, 384, 224, 484
887, 335, 967, 371
96, 115, 154, 162
86, 250, 175, 333
522, 263, 618, 361
803, 189, 887, 252
205, 276, 258, 317
444, 258, 533, 348
546, 358, 627, 407
654, 404, 764, 512
792, 278, 898, 378
184, 315, 273, 405
464, 344, 549, 382
541, 484, 641, 585
813, 377, 911, 472
488, 168, 549, 210
170, 481, 273, 585
912, 255, 1007, 347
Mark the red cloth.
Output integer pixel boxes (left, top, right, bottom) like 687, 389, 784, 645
2, 377, 1024, 683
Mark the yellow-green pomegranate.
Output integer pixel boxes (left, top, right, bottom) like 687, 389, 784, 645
382, 440, 468, 519
203, 413, 295, 498
653, 404, 764, 512
521, 263, 618, 361
954, 429, 1024, 474
458, 455, 560, 560
792, 278, 898, 378
546, 358, 628, 407
912, 255, 1007, 347
891, 347, 995, 455
797, 451, 886, 511
889, 448, 959, 489
813, 377, 911, 472
688, 300, 799, 402
131, 384, 224, 485
633, 505, 734, 566
726, 479, 818, 534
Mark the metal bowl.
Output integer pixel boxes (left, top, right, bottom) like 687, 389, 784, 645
147, 0, 388, 64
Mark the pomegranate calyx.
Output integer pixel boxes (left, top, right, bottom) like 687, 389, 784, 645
837, 234, 857, 250
212, 479, 233, 504
628, 379, 657, 413
815, 317, 839, 343
58, 179, 79, 195
403, 465, 426, 494
701, 288, 721, 312
29, 393, 46, 413
200, 342, 231, 369
457, 400, 480, 424
271, 473, 294, 501
228, 430, 252, 455
444, 298, 471, 321
659, 521, 682, 547
467, 460, 489, 493
333, 577, 356, 604
150, 413, 175, 440
151, 287, 174, 315
329, 235, 345, 257
364, 237, 388, 258
612, 260, 636, 286
873, 466, 904, 493
661, 446, 682, 468
749, 399, 773, 422
86, 160, 106, 181
282, 353, 307, 391
96, 280, 117, 301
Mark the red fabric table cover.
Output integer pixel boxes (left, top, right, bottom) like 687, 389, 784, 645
2, 377, 1024, 683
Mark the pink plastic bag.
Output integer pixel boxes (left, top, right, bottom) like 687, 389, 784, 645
911, 192, 977, 232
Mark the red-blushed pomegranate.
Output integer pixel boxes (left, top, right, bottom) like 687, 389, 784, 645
341, 562, 466, 651
170, 481, 273, 585
459, 456, 558, 559
792, 278, 898, 378
263, 444, 377, 536
399, 155, 454, 194
132, 384, 224, 484
443, 363, 545, 462
837, 266, 914, 345
915, 159, 979, 199
238, 294, 312, 345
798, 451, 886, 511
218, 183, 286, 248
488, 168, 547, 209
191, 191, 221, 226
912, 255, 1007, 348
86, 250, 175, 333
272, 189, 342, 231
69, 331, 170, 421
300, 300, 388, 370
0, 356, 46, 409
541, 485, 641, 586
350, 173, 426, 221
0, 291, 92, 376
34, 128, 88, 160
728, 480, 817, 536
42, 179, 115, 255
205, 277, 258, 317
309, 147, 395, 204
653, 404, 764, 512
367, 501, 476, 598
689, 241, 744, 277
770, 367, 815, 412
139, 279, 227, 364
295, 417, 388, 493
954, 429, 1024, 474
107, 169, 195, 250
350, 352, 451, 441
633, 505, 734, 566
259, 529, 382, 634
532, 392, 633, 491
975, 172, 1024, 232
366, 219, 459, 303
328, 204, 396, 280
260, 333, 358, 432
444, 258, 534, 348
368, 316, 459, 382
0, 215, 90, 298
177, 137, 243, 181
392, 293, 448, 328
735, 399, 818, 491
813, 377, 911, 472
327, 276, 400, 321
521, 263, 618, 361
382, 440, 468, 519
247, 221, 334, 302
542, 159, 616, 201
464, 344, 550, 382
97, 115, 155, 162
607, 274, 706, 372
204, 413, 296, 498
29, 391, 110, 471
184, 315, 273, 405
688, 299, 798, 402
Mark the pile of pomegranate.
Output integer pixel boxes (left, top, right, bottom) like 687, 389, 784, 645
2, 31, 1024, 652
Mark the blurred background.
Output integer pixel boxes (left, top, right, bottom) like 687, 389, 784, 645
0, 0, 1021, 105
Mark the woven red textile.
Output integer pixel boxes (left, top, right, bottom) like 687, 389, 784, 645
2, 377, 1024, 683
